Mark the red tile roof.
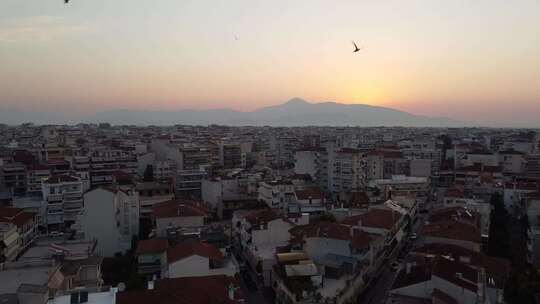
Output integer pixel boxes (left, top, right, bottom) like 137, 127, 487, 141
342, 208, 402, 230
136, 238, 169, 255
12, 211, 37, 227
116, 275, 242, 304
289, 222, 370, 250
0, 208, 36, 227
245, 209, 281, 226
432, 288, 458, 304
392, 264, 432, 290
0, 207, 23, 218
153, 200, 208, 219
295, 188, 323, 200
444, 188, 465, 198
421, 220, 481, 243
346, 191, 370, 208
428, 207, 480, 228
167, 241, 224, 264
432, 257, 477, 292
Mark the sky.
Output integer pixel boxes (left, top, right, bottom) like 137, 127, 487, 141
1, 0, 540, 126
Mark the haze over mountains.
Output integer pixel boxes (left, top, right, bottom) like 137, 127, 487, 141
0, 98, 467, 127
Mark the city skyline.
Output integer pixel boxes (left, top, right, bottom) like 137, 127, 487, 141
1, 0, 540, 126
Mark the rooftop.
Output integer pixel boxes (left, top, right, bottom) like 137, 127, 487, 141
0, 264, 51, 295
116, 275, 242, 304
167, 241, 224, 263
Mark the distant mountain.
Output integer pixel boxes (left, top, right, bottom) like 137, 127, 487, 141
0, 98, 468, 127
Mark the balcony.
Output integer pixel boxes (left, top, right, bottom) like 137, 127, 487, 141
47, 194, 64, 202
47, 214, 64, 224
137, 262, 163, 275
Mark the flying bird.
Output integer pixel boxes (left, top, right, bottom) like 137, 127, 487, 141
352, 41, 362, 53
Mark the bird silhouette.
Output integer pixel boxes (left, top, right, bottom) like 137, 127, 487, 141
352, 41, 362, 53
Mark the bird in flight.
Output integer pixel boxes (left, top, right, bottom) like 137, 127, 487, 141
352, 41, 362, 53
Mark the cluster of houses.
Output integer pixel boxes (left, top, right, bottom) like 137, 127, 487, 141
1, 124, 540, 303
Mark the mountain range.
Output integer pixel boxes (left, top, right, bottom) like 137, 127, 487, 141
0, 98, 467, 127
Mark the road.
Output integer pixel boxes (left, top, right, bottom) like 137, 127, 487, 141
238, 270, 273, 304
231, 239, 274, 304
357, 212, 429, 304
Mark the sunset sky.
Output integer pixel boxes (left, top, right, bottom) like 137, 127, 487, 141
1, 0, 540, 125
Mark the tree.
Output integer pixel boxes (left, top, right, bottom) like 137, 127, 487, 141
126, 272, 145, 290
143, 165, 154, 182
318, 213, 337, 223
487, 192, 512, 258
505, 266, 540, 304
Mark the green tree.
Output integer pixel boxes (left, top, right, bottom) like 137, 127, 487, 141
505, 266, 540, 304
487, 192, 511, 258
127, 272, 146, 290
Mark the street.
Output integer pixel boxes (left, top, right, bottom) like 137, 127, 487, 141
357, 212, 429, 304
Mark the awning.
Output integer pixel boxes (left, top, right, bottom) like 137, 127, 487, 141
3, 231, 20, 247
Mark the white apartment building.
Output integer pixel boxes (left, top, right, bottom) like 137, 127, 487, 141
71, 147, 137, 187
370, 175, 430, 200
294, 150, 321, 180
497, 150, 525, 174
294, 148, 329, 192
136, 181, 174, 218
41, 174, 84, 231
327, 148, 367, 198
81, 187, 139, 257
258, 181, 295, 210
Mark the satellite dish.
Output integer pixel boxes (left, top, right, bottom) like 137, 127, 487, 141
117, 282, 126, 292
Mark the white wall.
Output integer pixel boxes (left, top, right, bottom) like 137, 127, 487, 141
294, 151, 318, 180
167, 255, 236, 278
167, 255, 209, 278
156, 216, 205, 237
390, 281, 433, 299
304, 237, 351, 262
252, 219, 292, 247
431, 275, 477, 304
82, 189, 126, 257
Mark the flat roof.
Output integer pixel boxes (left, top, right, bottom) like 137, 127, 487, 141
20, 240, 95, 261
47, 289, 118, 304
0, 265, 51, 294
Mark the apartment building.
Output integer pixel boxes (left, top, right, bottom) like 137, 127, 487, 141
328, 148, 367, 199
81, 186, 139, 257
41, 174, 84, 231
72, 147, 137, 188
